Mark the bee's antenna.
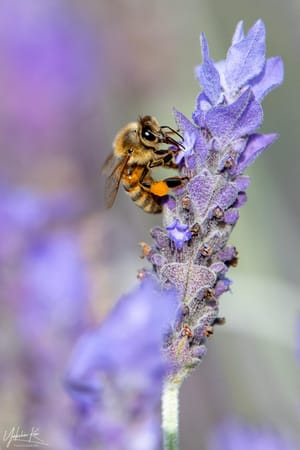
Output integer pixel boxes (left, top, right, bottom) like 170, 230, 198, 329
160, 126, 183, 141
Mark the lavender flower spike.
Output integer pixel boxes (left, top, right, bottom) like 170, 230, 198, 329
142, 20, 283, 448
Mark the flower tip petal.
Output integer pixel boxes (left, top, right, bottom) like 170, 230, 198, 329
255, 18, 265, 28
197, 35, 221, 105
200, 32, 209, 58
250, 18, 266, 45
274, 56, 284, 84
225, 19, 266, 91
232, 20, 245, 44
250, 18, 266, 38
236, 133, 278, 173
251, 56, 284, 101
172, 106, 180, 117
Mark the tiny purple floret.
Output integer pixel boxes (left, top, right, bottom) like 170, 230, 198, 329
166, 219, 192, 250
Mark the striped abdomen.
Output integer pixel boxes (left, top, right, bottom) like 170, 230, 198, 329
122, 166, 162, 213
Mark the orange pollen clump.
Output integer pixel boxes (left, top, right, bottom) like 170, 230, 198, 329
150, 181, 169, 197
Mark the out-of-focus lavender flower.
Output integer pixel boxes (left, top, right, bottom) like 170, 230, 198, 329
19, 233, 89, 338
12, 232, 89, 441
65, 279, 178, 450
142, 19, 284, 381
208, 420, 298, 450
0, 0, 96, 133
0, 184, 90, 448
0, 184, 87, 262
0, 0, 105, 190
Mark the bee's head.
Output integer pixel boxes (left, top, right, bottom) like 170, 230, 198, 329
137, 115, 161, 149
138, 115, 184, 151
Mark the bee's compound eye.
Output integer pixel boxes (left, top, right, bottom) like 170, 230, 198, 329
142, 127, 156, 142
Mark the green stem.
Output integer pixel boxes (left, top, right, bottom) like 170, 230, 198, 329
162, 379, 181, 450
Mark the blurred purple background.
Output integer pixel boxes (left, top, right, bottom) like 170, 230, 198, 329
0, 0, 299, 449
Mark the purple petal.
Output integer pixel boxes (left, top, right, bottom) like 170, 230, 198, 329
149, 252, 167, 267
175, 131, 197, 168
233, 192, 248, 208
235, 133, 278, 174
214, 182, 239, 211
166, 197, 176, 211
210, 262, 227, 275
151, 227, 169, 248
66, 279, 178, 408
173, 109, 209, 164
193, 92, 212, 127
214, 59, 227, 88
166, 219, 191, 250
191, 346, 207, 359
188, 171, 216, 220
231, 21, 245, 45
173, 108, 196, 135
194, 133, 209, 165
195, 33, 221, 105
234, 175, 251, 191
215, 278, 232, 296
206, 89, 263, 144
161, 262, 216, 303
218, 246, 237, 262
225, 19, 266, 91
224, 209, 239, 224
251, 56, 284, 101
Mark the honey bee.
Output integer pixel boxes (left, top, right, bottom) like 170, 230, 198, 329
102, 115, 184, 213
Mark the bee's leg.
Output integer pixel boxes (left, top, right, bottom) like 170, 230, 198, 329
139, 163, 187, 197
149, 153, 178, 169
146, 175, 188, 197
138, 166, 153, 191
137, 166, 168, 197
163, 176, 188, 189
164, 158, 179, 169
150, 154, 172, 167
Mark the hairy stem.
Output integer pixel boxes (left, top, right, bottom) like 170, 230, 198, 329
162, 379, 181, 450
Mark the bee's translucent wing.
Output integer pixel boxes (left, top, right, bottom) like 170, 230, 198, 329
102, 153, 130, 208
101, 152, 116, 175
